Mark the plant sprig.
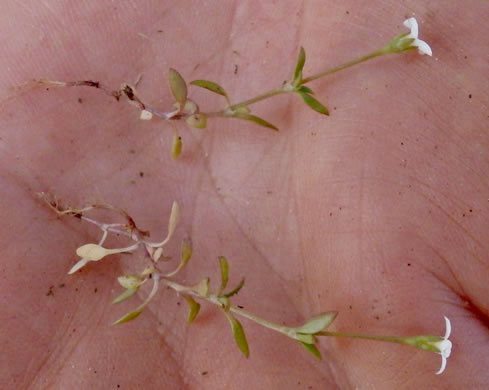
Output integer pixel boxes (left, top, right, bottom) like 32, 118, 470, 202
41, 192, 452, 372
33, 18, 432, 158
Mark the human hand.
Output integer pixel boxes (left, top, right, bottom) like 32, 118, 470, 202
1, 1, 488, 389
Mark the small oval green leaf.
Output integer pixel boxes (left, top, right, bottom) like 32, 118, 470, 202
118, 275, 144, 290
300, 341, 322, 359
233, 113, 278, 131
112, 309, 142, 325
190, 79, 228, 98
169, 68, 187, 104
184, 295, 201, 323
299, 92, 329, 115
294, 47, 306, 82
223, 277, 245, 298
185, 113, 207, 129
112, 288, 138, 304
227, 314, 249, 358
295, 312, 338, 334
218, 256, 229, 295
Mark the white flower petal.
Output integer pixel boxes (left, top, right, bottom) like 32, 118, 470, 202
414, 39, 433, 56
443, 316, 451, 339
403, 17, 419, 38
436, 355, 447, 375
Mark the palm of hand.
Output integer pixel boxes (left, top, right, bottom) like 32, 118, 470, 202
1, 1, 488, 389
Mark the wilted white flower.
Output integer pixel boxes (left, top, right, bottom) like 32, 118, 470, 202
402, 17, 433, 56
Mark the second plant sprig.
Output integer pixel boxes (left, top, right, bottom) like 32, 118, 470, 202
42, 193, 452, 374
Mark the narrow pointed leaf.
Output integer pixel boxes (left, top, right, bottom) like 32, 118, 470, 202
226, 314, 249, 358
172, 134, 182, 159
233, 113, 278, 131
294, 47, 306, 81
180, 238, 193, 265
112, 309, 142, 325
297, 86, 313, 94
223, 277, 245, 298
68, 258, 89, 274
295, 312, 338, 334
112, 288, 138, 304
167, 201, 180, 240
190, 79, 228, 98
299, 92, 329, 115
218, 256, 229, 295
168, 68, 187, 104
184, 295, 201, 323
300, 342, 322, 359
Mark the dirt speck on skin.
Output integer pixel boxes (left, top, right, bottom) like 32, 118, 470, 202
46, 285, 54, 296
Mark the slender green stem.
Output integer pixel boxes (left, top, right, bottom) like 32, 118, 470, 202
161, 277, 294, 338
208, 47, 388, 115
317, 330, 405, 345
228, 88, 287, 110
301, 48, 388, 84
228, 305, 293, 338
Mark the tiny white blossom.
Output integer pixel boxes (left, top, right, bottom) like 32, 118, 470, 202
431, 316, 452, 375
403, 17, 433, 56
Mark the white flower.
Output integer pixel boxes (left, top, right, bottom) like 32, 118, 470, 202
431, 316, 452, 375
402, 17, 433, 56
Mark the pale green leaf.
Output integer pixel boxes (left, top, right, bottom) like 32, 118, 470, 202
223, 277, 245, 298
300, 341, 322, 359
293, 47, 306, 82
190, 79, 228, 98
172, 134, 182, 159
180, 238, 193, 265
169, 68, 187, 104
194, 278, 210, 297
299, 92, 329, 115
233, 113, 278, 131
185, 113, 207, 129
296, 333, 315, 344
112, 309, 142, 325
218, 256, 229, 295
184, 295, 201, 323
226, 313, 249, 358
112, 288, 138, 304
295, 312, 338, 334
76, 243, 108, 261
117, 275, 143, 290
